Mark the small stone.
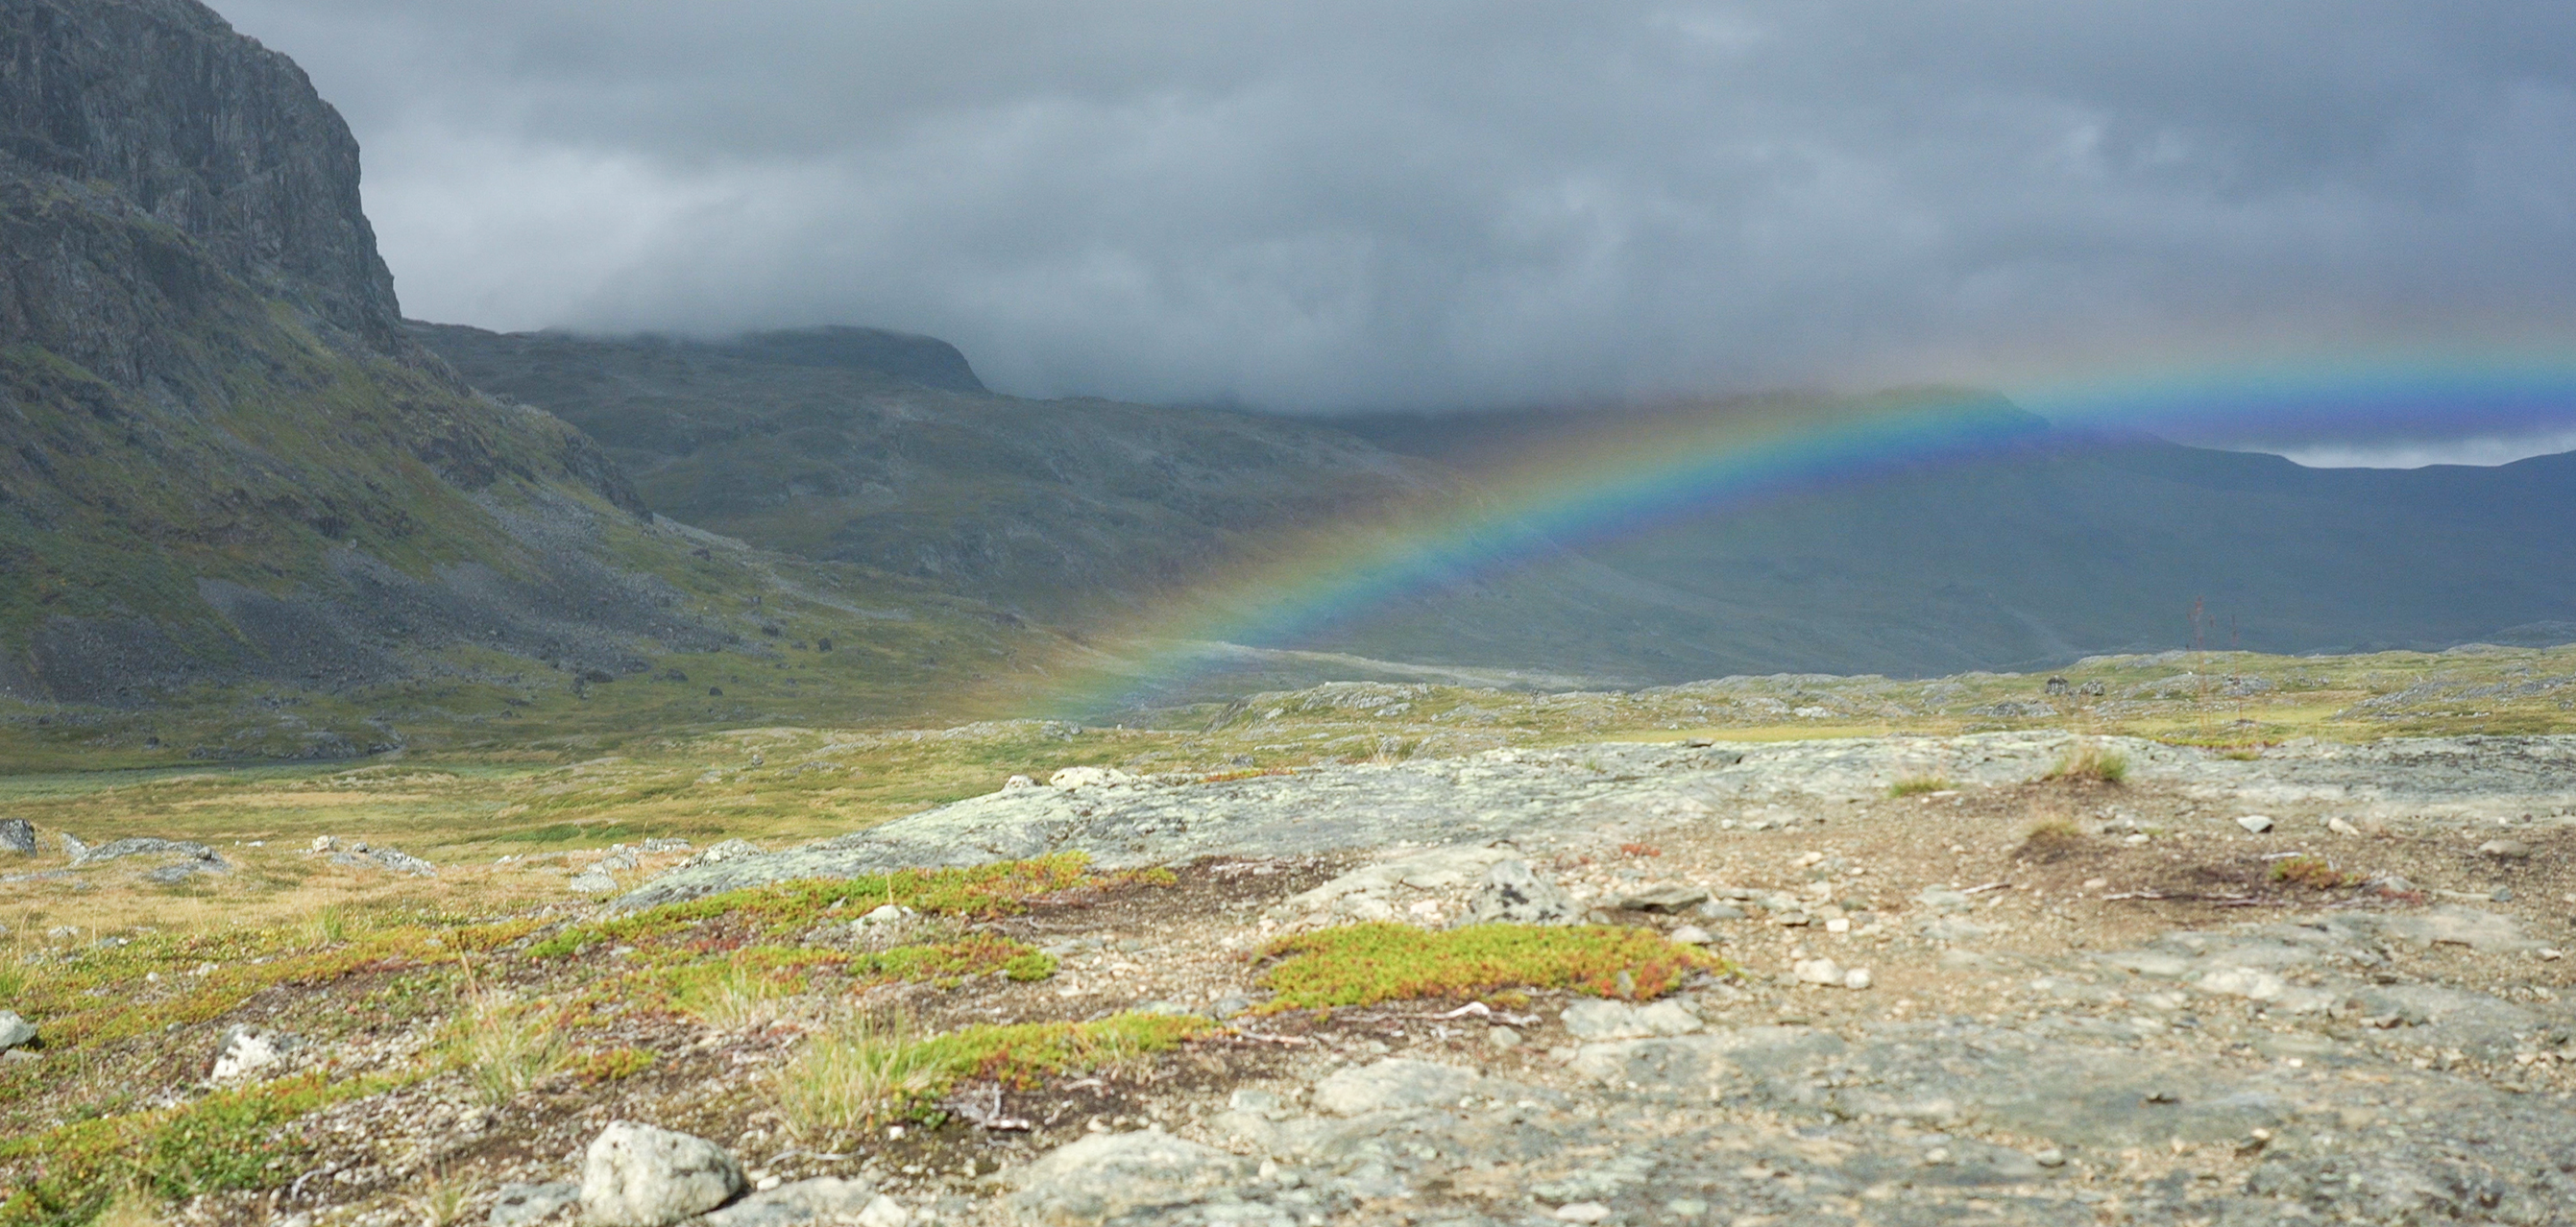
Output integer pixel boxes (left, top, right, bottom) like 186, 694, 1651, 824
855, 1195, 909, 1227
0, 1012, 35, 1050
1617, 885, 1711, 912
858, 903, 911, 926
2081, 878, 2108, 890
311, 835, 335, 853
1667, 925, 1714, 945
1842, 968, 1873, 990
569, 869, 620, 895
1470, 859, 1580, 926
1914, 887, 1973, 914
2326, 817, 2361, 836
1553, 1203, 1614, 1224
1695, 902, 1747, 921
2236, 815, 2275, 833
1227, 1088, 1291, 1117
1792, 957, 1844, 986
0, 819, 33, 855
1665, 1198, 1709, 1218
1824, 917, 1851, 934
580, 1121, 746, 1227
489, 1181, 579, 1227
699, 1177, 881, 1227
1209, 993, 1260, 1019
1486, 1025, 1521, 1049
2480, 839, 2534, 859
211, 1024, 291, 1080
2032, 1147, 2066, 1167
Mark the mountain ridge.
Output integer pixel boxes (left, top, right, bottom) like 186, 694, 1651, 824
0, 0, 1060, 749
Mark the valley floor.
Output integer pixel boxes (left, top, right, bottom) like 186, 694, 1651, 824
4, 716, 2574, 1226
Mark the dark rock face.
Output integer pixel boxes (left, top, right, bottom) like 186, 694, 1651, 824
0, 0, 725, 710
0, 0, 404, 367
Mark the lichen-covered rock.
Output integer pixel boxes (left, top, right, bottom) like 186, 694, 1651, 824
210, 1024, 291, 1080
1470, 858, 1579, 926
578, 1121, 743, 1227
1309, 1058, 1478, 1116
1006, 1129, 1253, 1227
696, 1176, 879, 1227
487, 1181, 577, 1227
0, 1012, 35, 1050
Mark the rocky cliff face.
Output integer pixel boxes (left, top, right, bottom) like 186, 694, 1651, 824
0, 0, 1030, 724
0, 0, 403, 371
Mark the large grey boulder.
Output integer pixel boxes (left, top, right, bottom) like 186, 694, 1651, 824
578, 1121, 744, 1227
1006, 1129, 1254, 1227
0, 819, 33, 855
1469, 859, 1579, 926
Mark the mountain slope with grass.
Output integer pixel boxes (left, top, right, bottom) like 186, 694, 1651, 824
0, 0, 1062, 756
414, 324, 1455, 625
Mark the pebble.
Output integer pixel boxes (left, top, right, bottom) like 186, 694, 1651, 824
1668, 925, 1714, 945
2237, 815, 2275, 833
1554, 1203, 1614, 1223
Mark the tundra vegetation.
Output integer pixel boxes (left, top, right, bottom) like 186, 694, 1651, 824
3, 642, 2575, 1223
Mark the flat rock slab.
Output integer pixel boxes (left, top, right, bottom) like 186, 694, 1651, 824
616, 733, 2576, 913
1006, 1129, 1254, 1227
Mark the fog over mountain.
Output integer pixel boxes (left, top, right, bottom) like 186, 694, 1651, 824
218, 1, 2576, 454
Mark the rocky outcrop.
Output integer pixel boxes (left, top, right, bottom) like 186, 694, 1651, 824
0, 0, 403, 371
0, 0, 824, 710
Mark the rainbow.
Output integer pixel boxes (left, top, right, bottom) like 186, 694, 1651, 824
991, 350, 2576, 716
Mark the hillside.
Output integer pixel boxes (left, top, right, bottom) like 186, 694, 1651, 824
414, 324, 1452, 624
1294, 404, 2576, 683
412, 312, 2576, 693
0, 0, 1061, 759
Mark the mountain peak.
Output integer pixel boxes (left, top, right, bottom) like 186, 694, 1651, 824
720, 325, 986, 394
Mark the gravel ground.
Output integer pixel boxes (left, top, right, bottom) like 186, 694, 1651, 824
574, 733, 2576, 1226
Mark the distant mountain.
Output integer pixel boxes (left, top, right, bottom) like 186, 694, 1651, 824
424, 309, 2576, 689
415, 323, 1453, 623
0, 0, 1050, 738
1312, 404, 2576, 681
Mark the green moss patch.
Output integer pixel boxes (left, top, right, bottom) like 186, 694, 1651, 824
1254, 923, 1730, 1012
528, 854, 1136, 958
0, 1070, 397, 1227
772, 1012, 1212, 1142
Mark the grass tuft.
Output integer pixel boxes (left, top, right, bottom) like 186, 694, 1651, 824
772, 1012, 1208, 1144
1887, 775, 1953, 797
446, 991, 569, 1105
2013, 817, 2086, 862
2043, 741, 2128, 784
1254, 923, 1729, 1012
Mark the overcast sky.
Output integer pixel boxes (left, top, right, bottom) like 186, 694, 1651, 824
220, 1, 2576, 460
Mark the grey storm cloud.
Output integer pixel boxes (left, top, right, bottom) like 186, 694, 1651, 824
218, 0, 2576, 422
